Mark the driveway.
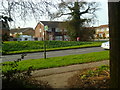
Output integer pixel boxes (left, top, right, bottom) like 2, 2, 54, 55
2, 47, 105, 62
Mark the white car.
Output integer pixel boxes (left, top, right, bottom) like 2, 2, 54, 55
101, 41, 110, 49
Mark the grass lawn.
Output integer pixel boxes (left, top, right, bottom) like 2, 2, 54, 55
2, 51, 109, 72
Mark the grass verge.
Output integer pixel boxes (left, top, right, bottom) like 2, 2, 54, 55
2, 51, 109, 72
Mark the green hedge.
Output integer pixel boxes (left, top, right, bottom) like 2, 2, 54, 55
2, 41, 104, 54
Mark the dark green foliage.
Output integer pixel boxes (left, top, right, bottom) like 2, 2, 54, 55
2, 53, 31, 79
2, 53, 52, 89
2, 41, 44, 53
46, 41, 91, 48
2, 53, 33, 88
2, 33, 10, 41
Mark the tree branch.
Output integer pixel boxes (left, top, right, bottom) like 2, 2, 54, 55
68, 6, 74, 11
79, 6, 90, 15
59, 12, 72, 16
53, 12, 72, 18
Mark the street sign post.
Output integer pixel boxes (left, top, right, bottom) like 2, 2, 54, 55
44, 25, 48, 59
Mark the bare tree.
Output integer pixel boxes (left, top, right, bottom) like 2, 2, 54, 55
51, 1, 99, 20
0, 0, 57, 27
51, 1, 99, 41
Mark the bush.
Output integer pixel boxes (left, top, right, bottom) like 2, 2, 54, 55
2, 41, 103, 54
2, 53, 52, 89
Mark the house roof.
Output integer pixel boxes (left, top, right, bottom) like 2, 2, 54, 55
39, 21, 64, 28
36, 21, 104, 30
82, 27, 95, 29
98, 25, 109, 28
10, 27, 34, 33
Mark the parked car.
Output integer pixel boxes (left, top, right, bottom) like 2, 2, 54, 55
101, 41, 110, 49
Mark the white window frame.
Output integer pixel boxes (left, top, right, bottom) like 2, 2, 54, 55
101, 28, 104, 31
55, 28, 61, 32
39, 28, 42, 32
106, 28, 109, 31
55, 36, 62, 41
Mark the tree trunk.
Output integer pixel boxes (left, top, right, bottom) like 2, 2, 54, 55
108, 2, 120, 88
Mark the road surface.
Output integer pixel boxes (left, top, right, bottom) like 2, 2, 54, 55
1, 47, 105, 62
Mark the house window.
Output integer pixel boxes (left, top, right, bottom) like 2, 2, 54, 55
106, 34, 109, 37
101, 28, 104, 31
96, 29, 99, 32
14, 32, 17, 34
48, 28, 52, 32
39, 29, 42, 32
13, 38, 17, 41
64, 29, 67, 32
49, 35, 53, 40
34, 38, 38, 41
55, 28, 61, 32
10, 33, 12, 36
106, 28, 109, 31
43, 32, 44, 35
52, 28, 55, 32
55, 36, 62, 41
64, 35, 69, 41
19, 32, 23, 34
99, 34, 103, 37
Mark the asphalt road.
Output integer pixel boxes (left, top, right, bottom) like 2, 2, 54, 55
1, 47, 105, 62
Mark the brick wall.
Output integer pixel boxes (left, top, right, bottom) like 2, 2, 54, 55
35, 23, 44, 39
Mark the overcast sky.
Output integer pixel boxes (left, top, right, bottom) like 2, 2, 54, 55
9, 1, 108, 29
95, 1, 108, 26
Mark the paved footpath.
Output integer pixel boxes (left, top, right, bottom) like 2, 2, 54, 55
31, 60, 109, 77
31, 60, 109, 88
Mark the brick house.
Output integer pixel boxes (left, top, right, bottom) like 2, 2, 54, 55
0, 21, 10, 41
34, 22, 44, 41
10, 27, 35, 38
10, 27, 35, 41
95, 25, 109, 39
34, 21, 69, 41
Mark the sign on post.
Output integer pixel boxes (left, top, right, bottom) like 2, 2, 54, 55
43, 25, 48, 59
44, 25, 48, 31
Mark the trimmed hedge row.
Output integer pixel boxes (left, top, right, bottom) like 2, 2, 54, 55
2, 41, 104, 54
